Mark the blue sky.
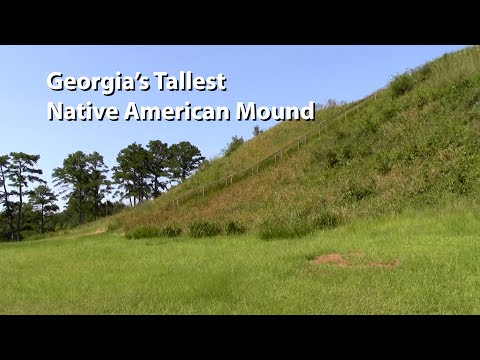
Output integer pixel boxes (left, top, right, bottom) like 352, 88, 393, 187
0, 45, 467, 206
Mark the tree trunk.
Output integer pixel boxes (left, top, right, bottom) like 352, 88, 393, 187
0, 166, 14, 241
78, 195, 84, 225
154, 178, 159, 198
8, 210, 14, 241
41, 203, 44, 234
94, 188, 99, 220
16, 182, 23, 241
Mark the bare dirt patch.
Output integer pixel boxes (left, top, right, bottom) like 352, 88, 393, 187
312, 253, 350, 267
312, 252, 400, 269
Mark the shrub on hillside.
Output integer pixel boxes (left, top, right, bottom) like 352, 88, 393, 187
161, 226, 182, 238
198, 159, 211, 171
125, 225, 182, 239
311, 211, 341, 230
222, 136, 245, 157
380, 105, 399, 122
253, 125, 264, 137
413, 63, 432, 82
347, 183, 375, 201
107, 219, 122, 232
125, 226, 161, 239
224, 221, 246, 235
258, 215, 312, 240
189, 221, 222, 238
326, 150, 340, 168
391, 73, 414, 97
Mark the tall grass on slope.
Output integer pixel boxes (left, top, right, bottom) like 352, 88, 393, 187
109, 46, 480, 235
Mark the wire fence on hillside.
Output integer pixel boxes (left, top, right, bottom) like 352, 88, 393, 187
171, 83, 392, 207
166, 53, 476, 207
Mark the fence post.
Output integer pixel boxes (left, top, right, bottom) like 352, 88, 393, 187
176, 198, 179, 206
230, 176, 233, 184
203, 187, 205, 198
275, 154, 277, 162
280, 149, 283, 159
257, 164, 259, 174
225, 178, 228, 186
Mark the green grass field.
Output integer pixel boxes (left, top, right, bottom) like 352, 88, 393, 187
2, 203, 479, 314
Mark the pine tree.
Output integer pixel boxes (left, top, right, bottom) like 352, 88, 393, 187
29, 185, 59, 234
7, 152, 45, 240
168, 141, 205, 183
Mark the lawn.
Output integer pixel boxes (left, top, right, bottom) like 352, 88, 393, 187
1, 206, 479, 314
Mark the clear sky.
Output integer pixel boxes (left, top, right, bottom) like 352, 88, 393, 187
0, 45, 467, 207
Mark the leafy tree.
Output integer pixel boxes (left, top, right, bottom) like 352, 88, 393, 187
19, 202, 40, 235
326, 98, 346, 108
325, 98, 339, 108
168, 141, 205, 183
146, 140, 169, 197
53, 151, 90, 224
0, 155, 14, 240
53, 151, 110, 225
47, 206, 78, 231
113, 143, 151, 206
29, 185, 59, 234
102, 200, 126, 217
0, 210, 10, 240
87, 152, 111, 219
222, 135, 244, 156
7, 152, 45, 240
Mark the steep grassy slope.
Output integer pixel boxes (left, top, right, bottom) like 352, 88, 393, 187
112, 46, 480, 236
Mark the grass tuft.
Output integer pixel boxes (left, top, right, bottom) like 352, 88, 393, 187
311, 211, 341, 230
125, 226, 161, 239
224, 221, 246, 235
189, 221, 222, 238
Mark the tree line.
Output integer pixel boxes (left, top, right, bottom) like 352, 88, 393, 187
0, 140, 204, 241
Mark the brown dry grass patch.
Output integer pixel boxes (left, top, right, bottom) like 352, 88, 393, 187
312, 252, 400, 269
312, 253, 350, 267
